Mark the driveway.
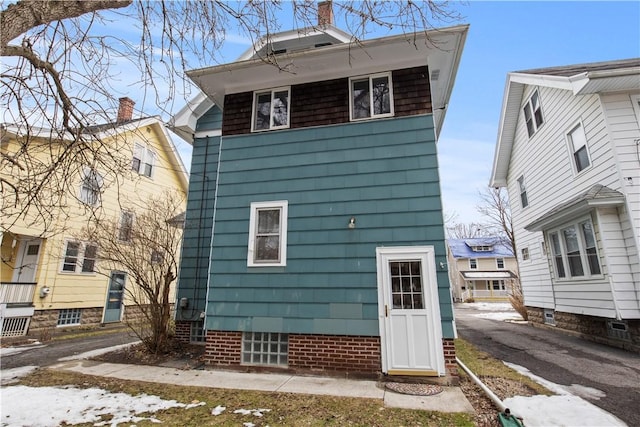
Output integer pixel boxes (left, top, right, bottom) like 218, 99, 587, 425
455, 303, 640, 427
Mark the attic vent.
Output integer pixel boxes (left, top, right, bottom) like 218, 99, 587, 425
607, 320, 630, 341
431, 69, 440, 81
272, 48, 287, 55
315, 42, 331, 48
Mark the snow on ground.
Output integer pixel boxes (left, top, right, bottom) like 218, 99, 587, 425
464, 302, 524, 322
0, 342, 45, 357
0, 366, 38, 385
503, 362, 627, 427
0, 385, 205, 427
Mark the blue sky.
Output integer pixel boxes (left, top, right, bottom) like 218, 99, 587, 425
161, 1, 640, 225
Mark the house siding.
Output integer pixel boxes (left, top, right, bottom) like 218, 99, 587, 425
207, 115, 453, 338
601, 92, 640, 299
508, 83, 640, 319
221, 66, 432, 136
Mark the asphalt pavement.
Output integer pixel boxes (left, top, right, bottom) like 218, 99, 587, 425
455, 303, 640, 427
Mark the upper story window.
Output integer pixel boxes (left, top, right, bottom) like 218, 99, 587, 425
567, 123, 591, 173
79, 168, 102, 206
521, 247, 530, 261
119, 211, 134, 242
496, 258, 505, 269
132, 143, 157, 178
61, 241, 97, 274
472, 245, 493, 252
548, 218, 601, 280
247, 200, 288, 267
469, 258, 478, 269
517, 175, 528, 208
349, 73, 394, 121
252, 87, 290, 131
523, 89, 544, 137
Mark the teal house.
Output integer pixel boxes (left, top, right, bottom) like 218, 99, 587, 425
172, 5, 468, 378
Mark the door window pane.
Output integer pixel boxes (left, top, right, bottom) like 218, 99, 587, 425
389, 261, 423, 310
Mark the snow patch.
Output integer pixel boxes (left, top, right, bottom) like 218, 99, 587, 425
0, 366, 38, 385
57, 341, 140, 361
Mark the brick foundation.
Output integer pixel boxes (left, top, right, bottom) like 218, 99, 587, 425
174, 321, 191, 343
202, 330, 457, 379
288, 334, 381, 375
527, 306, 640, 353
443, 338, 458, 377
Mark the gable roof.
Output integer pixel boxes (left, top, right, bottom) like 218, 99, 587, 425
1, 117, 189, 192
447, 237, 514, 259
490, 58, 640, 187
173, 24, 468, 143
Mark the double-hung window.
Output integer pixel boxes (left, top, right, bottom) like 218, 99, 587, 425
132, 143, 157, 178
349, 72, 394, 120
469, 258, 478, 269
247, 201, 288, 267
119, 211, 134, 242
567, 123, 591, 173
79, 168, 102, 206
496, 258, 505, 269
517, 175, 528, 208
523, 90, 544, 137
61, 241, 97, 273
252, 87, 290, 131
548, 218, 601, 280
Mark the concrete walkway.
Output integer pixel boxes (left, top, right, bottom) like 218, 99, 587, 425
50, 359, 475, 414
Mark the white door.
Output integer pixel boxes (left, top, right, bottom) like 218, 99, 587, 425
12, 239, 42, 283
376, 246, 445, 376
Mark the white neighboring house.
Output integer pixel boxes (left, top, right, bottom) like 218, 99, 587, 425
490, 58, 640, 351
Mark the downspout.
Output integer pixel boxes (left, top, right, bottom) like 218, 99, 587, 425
456, 357, 524, 422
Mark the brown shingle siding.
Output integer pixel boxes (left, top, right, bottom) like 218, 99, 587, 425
221, 66, 432, 135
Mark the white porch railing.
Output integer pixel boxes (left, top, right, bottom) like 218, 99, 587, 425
460, 289, 509, 301
0, 282, 37, 305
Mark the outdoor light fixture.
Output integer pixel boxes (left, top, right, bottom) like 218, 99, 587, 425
348, 216, 356, 229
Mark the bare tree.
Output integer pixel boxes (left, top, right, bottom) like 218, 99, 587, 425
1, 1, 463, 232
476, 187, 527, 319
446, 222, 491, 239
82, 191, 185, 354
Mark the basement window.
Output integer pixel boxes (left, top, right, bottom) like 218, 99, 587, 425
543, 309, 555, 325
607, 320, 630, 341
242, 332, 288, 366
190, 319, 206, 343
57, 308, 82, 326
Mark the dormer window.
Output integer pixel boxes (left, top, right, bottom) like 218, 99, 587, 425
349, 73, 394, 121
252, 87, 290, 132
471, 245, 493, 252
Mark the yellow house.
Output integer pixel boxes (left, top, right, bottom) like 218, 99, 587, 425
1, 98, 188, 336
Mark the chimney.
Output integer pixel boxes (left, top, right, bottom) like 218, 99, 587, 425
318, 1, 333, 27
117, 97, 135, 123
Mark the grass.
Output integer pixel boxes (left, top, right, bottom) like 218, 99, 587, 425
455, 338, 552, 396
17, 370, 475, 426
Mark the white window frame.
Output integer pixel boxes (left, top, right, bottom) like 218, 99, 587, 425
251, 87, 291, 132
521, 247, 530, 261
523, 89, 544, 137
60, 240, 98, 274
469, 258, 478, 269
247, 200, 288, 267
132, 143, 157, 178
79, 168, 103, 206
546, 216, 602, 281
517, 175, 529, 208
566, 121, 591, 174
496, 258, 505, 269
349, 72, 394, 121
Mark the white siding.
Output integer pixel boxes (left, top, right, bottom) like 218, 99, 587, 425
601, 92, 640, 301
506, 84, 640, 318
